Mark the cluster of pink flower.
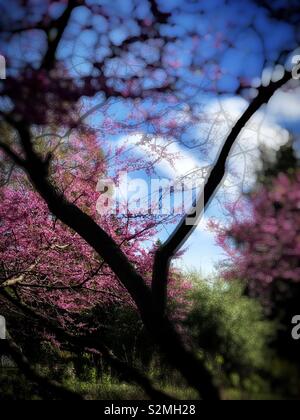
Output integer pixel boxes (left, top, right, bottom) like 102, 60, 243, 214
214, 172, 300, 295
0, 132, 188, 335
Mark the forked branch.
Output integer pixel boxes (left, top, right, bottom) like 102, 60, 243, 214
152, 71, 293, 316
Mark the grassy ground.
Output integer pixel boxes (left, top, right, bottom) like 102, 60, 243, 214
0, 369, 198, 400
0, 368, 287, 400
69, 380, 198, 400
65, 370, 199, 400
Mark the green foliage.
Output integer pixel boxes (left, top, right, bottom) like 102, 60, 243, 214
87, 304, 156, 370
0, 370, 41, 400
184, 273, 275, 388
257, 140, 299, 186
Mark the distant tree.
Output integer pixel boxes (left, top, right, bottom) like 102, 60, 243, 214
214, 141, 300, 386
184, 273, 275, 397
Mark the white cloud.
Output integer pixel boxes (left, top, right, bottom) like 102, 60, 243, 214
116, 94, 290, 221
267, 87, 300, 123
117, 132, 206, 181
200, 96, 289, 197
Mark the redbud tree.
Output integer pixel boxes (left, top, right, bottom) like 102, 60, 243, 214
214, 172, 300, 295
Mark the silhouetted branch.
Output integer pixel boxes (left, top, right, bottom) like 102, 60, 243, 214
41, 0, 83, 71
149, 0, 171, 24
0, 289, 174, 401
152, 71, 293, 317
2, 331, 83, 400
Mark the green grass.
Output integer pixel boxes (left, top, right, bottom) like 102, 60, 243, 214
66, 374, 198, 400
0, 366, 199, 400
0, 367, 291, 400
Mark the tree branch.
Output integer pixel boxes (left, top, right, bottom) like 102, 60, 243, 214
0, 118, 220, 401
149, 0, 171, 24
152, 70, 293, 316
0, 289, 174, 401
0, 139, 26, 168
0, 263, 37, 288
41, 0, 82, 71
2, 122, 154, 320
1, 331, 83, 400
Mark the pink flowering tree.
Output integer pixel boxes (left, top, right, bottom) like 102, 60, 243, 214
213, 163, 300, 375
214, 172, 300, 296
0, 132, 188, 329
0, 128, 187, 399
0, 0, 299, 400
0, 136, 152, 317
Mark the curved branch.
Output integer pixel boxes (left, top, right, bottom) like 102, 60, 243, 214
152, 70, 293, 316
0, 289, 174, 401
9, 122, 154, 320
41, 0, 83, 71
149, 0, 171, 24
1, 332, 83, 400
1, 115, 220, 401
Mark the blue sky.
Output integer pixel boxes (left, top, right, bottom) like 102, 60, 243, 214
71, 0, 300, 275
92, 87, 300, 275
